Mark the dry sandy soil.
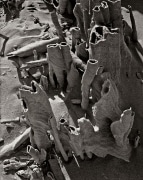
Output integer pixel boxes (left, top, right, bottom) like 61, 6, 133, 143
0, 0, 143, 179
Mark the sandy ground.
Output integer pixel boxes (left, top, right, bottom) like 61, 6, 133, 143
0, 0, 143, 179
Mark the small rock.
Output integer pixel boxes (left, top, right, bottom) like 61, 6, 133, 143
3, 157, 19, 165
5, 123, 14, 128
16, 170, 31, 179
30, 164, 39, 170
3, 159, 10, 165
2, 71, 7, 76
15, 117, 20, 122
3, 158, 27, 172
20, 115, 27, 123
0, 138, 4, 144
32, 69, 41, 80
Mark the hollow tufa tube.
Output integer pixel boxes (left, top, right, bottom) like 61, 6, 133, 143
81, 59, 99, 110
73, 3, 87, 41
92, 5, 105, 26
47, 44, 66, 88
60, 42, 73, 71
100, 1, 110, 25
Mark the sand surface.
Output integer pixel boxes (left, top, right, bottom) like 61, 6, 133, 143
0, 0, 143, 179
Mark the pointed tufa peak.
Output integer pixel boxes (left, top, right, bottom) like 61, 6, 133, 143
20, 81, 69, 161
111, 108, 135, 147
